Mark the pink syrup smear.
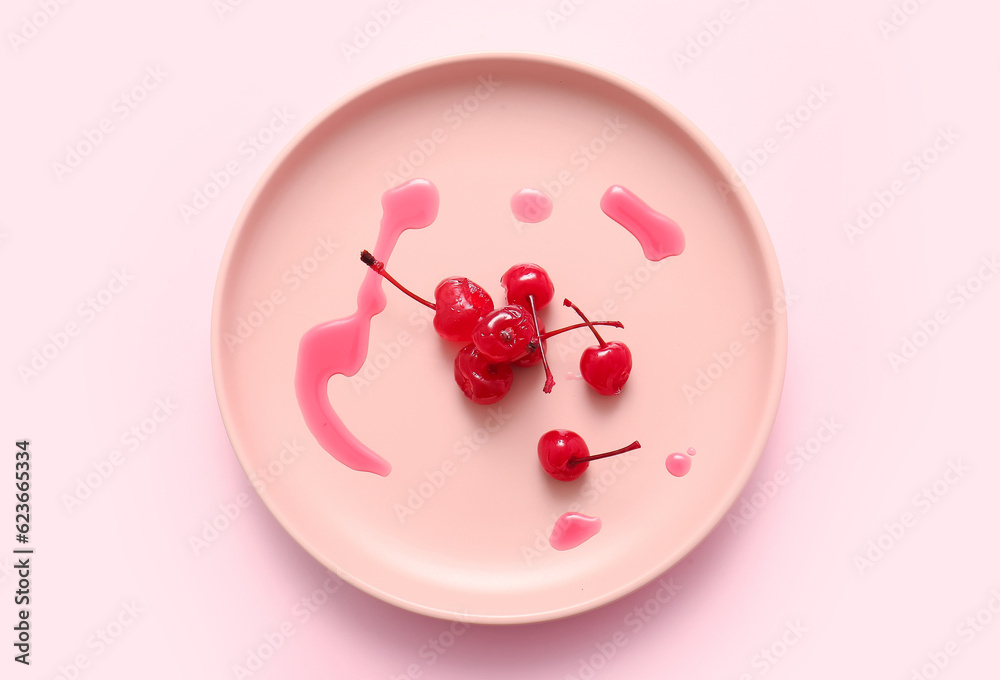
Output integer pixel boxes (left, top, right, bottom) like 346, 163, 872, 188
600, 185, 685, 260
510, 188, 553, 223
666, 451, 693, 477
549, 512, 602, 551
294, 179, 440, 476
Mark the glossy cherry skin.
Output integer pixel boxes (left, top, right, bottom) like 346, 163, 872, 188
454, 344, 513, 404
432, 277, 494, 343
471, 305, 537, 363
538, 429, 589, 481
580, 341, 632, 395
501, 263, 555, 310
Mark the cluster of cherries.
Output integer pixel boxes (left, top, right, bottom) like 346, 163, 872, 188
360, 251, 642, 482
360, 252, 633, 405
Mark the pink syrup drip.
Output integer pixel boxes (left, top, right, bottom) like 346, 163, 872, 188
510, 188, 553, 223
549, 512, 602, 551
666, 452, 692, 477
687, 447, 697, 456
600, 185, 685, 260
294, 179, 440, 476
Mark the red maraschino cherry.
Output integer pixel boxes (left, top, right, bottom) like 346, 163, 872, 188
563, 298, 632, 395
454, 344, 513, 404
538, 429, 642, 481
361, 250, 493, 343
432, 277, 494, 342
471, 305, 537, 363
501, 263, 555, 309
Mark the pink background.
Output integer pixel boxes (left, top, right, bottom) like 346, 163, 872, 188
3, 1, 999, 678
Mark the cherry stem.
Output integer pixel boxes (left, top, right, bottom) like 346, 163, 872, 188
527, 294, 555, 394
539, 321, 623, 340
563, 298, 606, 347
360, 250, 436, 310
569, 440, 641, 466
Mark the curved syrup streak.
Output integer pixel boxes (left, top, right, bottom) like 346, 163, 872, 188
294, 179, 439, 476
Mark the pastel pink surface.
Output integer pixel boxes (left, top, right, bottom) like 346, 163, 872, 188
8, 1, 999, 677
212, 54, 785, 623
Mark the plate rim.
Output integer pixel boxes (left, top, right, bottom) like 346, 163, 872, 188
210, 50, 787, 624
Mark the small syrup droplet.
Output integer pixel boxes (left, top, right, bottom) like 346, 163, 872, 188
510, 188, 552, 223
687, 447, 697, 456
666, 452, 692, 477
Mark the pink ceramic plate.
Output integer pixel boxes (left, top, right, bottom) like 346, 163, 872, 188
211, 53, 786, 624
